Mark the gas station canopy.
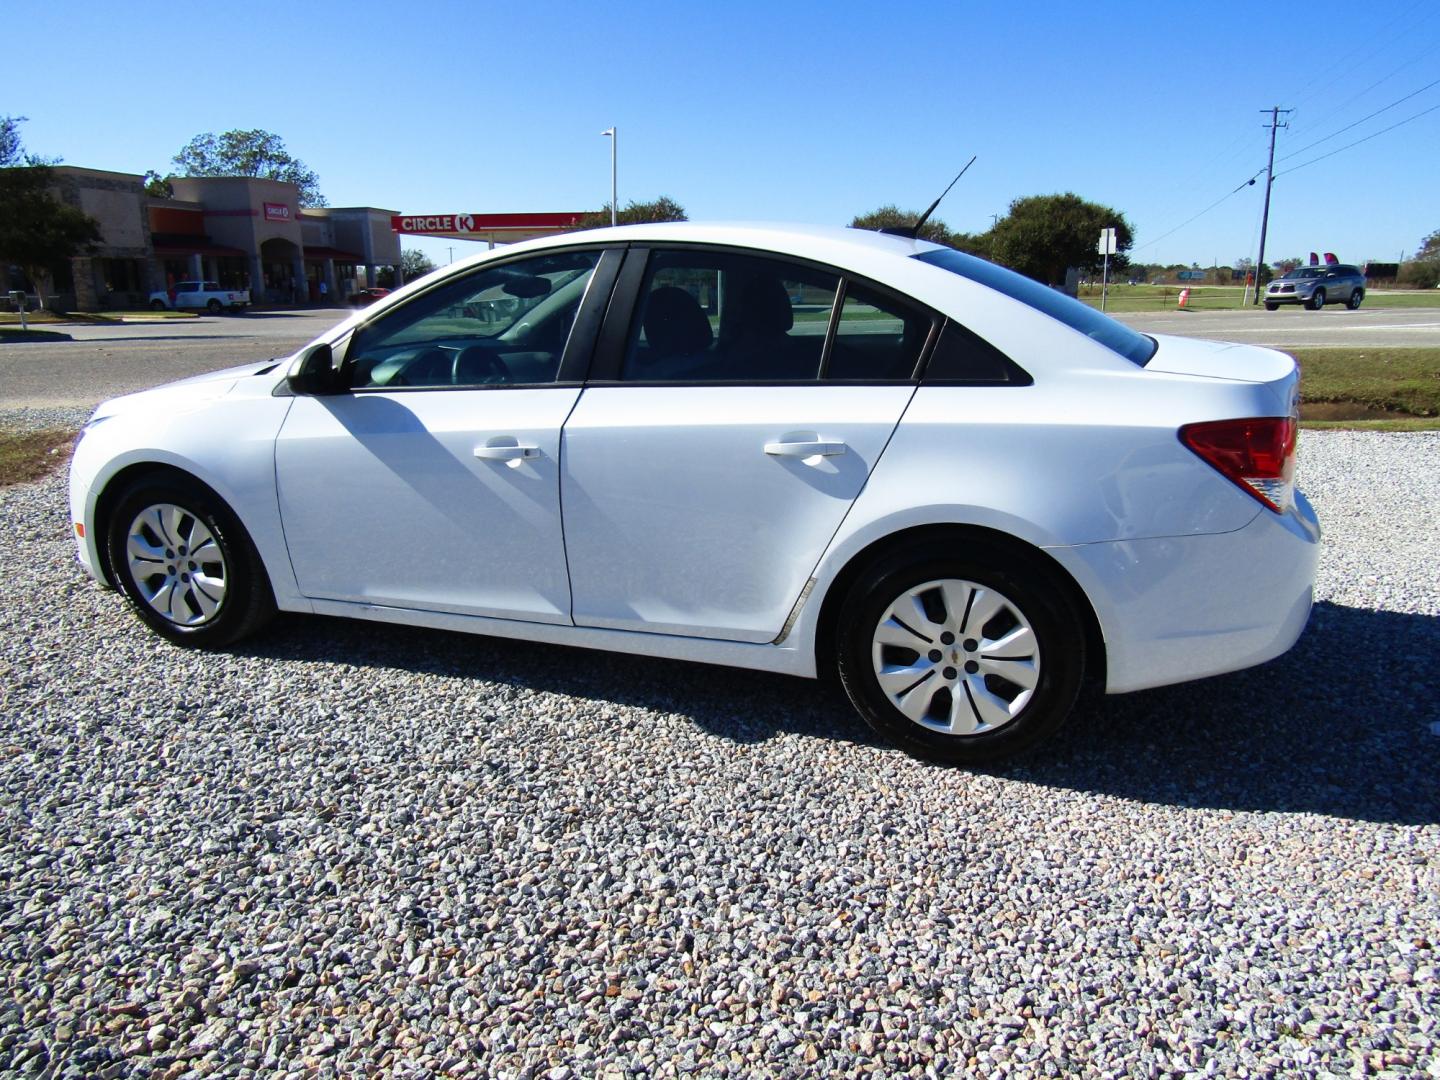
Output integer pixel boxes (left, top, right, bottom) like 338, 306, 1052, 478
390, 212, 589, 246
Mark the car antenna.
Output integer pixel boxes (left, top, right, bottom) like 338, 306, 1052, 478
880, 156, 977, 239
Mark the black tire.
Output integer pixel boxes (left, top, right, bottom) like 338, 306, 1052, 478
1307, 288, 1325, 311
150, 299, 167, 311
1264, 301, 1278, 311
106, 475, 274, 647
835, 540, 1085, 765
1347, 289, 1364, 310
206, 299, 222, 313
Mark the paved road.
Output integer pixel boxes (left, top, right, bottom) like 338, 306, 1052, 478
1115, 305, 1440, 347
0, 311, 340, 409
3, 305, 1438, 412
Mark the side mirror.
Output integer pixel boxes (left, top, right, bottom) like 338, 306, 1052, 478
286, 342, 341, 396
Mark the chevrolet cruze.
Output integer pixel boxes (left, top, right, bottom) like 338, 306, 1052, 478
69, 223, 1320, 763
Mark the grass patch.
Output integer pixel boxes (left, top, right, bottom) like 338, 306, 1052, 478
1301, 418, 1440, 431
1077, 285, 1440, 312
0, 310, 68, 325
0, 309, 198, 325
0, 429, 76, 488
1290, 347, 1440, 419
65, 310, 198, 322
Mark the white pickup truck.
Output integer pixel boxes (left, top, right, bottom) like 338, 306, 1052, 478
148, 280, 250, 313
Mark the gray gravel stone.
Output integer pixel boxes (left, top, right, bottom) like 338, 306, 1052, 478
0, 423, 1436, 1077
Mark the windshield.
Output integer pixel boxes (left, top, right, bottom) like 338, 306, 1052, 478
1282, 268, 1324, 280
914, 248, 1157, 366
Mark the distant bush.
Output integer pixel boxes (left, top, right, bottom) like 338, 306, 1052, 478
1398, 260, 1439, 290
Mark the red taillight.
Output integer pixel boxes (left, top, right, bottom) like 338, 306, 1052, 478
1179, 416, 1297, 513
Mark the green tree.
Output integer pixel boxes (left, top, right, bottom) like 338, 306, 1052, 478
0, 117, 102, 307
143, 170, 174, 198
577, 196, 686, 229
401, 249, 436, 280
1, 115, 27, 167
988, 193, 1133, 286
171, 129, 325, 207
0, 168, 103, 307
850, 205, 957, 246
849, 205, 989, 255
1399, 229, 1440, 289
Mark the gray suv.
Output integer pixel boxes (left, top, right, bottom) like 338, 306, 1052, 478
1265, 264, 1365, 311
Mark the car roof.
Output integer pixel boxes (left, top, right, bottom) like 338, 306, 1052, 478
456, 220, 949, 270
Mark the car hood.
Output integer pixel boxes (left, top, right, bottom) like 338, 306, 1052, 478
1144, 334, 1296, 383
88, 359, 284, 421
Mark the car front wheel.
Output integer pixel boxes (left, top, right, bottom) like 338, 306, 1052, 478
836, 544, 1085, 764
206, 299, 222, 313
1307, 288, 1326, 310
106, 476, 274, 647
150, 299, 166, 311
1264, 301, 1278, 311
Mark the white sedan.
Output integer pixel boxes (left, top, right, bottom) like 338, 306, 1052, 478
69, 223, 1319, 763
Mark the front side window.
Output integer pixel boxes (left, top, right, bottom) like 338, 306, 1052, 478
621, 251, 839, 382
347, 250, 600, 389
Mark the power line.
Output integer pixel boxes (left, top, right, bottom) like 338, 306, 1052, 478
1287, 0, 1435, 112
1132, 171, 1261, 253
1274, 100, 1440, 178
1277, 77, 1440, 163
1287, 48, 1431, 141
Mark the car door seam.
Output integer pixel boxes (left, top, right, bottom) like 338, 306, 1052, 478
770, 383, 921, 644
556, 388, 588, 627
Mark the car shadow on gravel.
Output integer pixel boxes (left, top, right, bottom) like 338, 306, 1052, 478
1007, 601, 1440, 827
236, 600, 1437, 826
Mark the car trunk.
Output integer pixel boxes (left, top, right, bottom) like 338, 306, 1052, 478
1142, 334, 1296, 385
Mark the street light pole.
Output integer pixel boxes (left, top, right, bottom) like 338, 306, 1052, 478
601, 128, 617, 226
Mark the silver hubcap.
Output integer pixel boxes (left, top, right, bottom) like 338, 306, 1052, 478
871, 578, 1039, 736
124, 503, 228, 626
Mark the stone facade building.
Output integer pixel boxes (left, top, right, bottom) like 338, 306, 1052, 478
23, 167, 401, 310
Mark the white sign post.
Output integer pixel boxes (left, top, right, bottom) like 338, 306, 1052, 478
1098, 227, 1118, 312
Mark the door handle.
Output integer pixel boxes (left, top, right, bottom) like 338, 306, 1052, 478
474, 441, 541, 462
764, 439, 847, 458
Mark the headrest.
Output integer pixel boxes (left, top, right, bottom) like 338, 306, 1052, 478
643, 286, 713, 357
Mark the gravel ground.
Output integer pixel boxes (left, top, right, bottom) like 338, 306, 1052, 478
1, 421, 1437, 1079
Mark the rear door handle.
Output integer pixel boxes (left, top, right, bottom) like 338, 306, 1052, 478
474, 439, 541, 462
764, 439, 847, 458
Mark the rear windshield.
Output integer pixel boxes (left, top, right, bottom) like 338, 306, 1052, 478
914, 248, 1157, 366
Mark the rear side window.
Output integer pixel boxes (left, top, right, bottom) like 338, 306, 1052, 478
825, 282, 933, 381
922, 320, 1031, 384
915, 248, 1157, 366
621, 250, 838, 382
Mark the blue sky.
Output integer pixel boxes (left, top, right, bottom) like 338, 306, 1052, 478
11, 1, 1439, 270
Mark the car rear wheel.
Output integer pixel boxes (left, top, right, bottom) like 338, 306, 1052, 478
1307, 288, 1326, 311
107, 476, 274, 647
206, 299, 222, 314
1347, 289, 1364, 310
836, 544, 1085, 764
1264, 301, 1278, 311
150, 299, 166, 311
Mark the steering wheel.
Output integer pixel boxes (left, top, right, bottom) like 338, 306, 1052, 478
453, 346, 512, 385
391, 346, 453, 387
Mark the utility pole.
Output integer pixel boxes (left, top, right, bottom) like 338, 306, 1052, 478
1251, 105, 1291, 304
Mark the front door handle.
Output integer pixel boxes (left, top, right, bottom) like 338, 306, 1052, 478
764, 439, 847, 458
474, 439, 541, 462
